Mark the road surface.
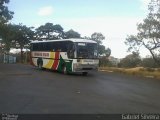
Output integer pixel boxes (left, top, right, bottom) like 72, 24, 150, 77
0, 63, 160, 113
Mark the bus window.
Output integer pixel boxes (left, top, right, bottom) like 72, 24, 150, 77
43, 42, 49, 51
32, 43, 38, 51
76, 43, 98, 59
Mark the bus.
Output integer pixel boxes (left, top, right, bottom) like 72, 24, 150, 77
30, 39, 99, 75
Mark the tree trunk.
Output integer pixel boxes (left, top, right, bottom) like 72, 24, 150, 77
149, 49, 160, 66
143, 42, 160, 66
20, 47, 23, 63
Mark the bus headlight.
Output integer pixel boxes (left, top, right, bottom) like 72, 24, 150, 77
73, 63, 78, 70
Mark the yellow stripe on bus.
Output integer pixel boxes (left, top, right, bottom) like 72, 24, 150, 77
44, 52, 55, 69
50, 52, 55, 59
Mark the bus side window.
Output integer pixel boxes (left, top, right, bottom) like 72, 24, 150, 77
51, 42, 57, 51
45, 42, 52, 51
57, 49, 61, 52
33, 43, 38, 51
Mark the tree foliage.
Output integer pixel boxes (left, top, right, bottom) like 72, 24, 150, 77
35, 23, 64, 40
141, 56, 159, 68
105, 48, 111, 57
0, 24, 15, 52
98, 45, 111, 56
98, 45, 105, 55
91, 32, 105, 45
0, 23, 34, 62
0, 0, 14, 24
118, 52, 141, 68
125, 0, 160, 65
64, 29, 81, 39
11, 24, 34, 62
90, 32, 111, 56
0, 0, 14, 54
12, 24, 34, 48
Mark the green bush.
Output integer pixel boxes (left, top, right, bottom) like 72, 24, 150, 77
99, 57, 116, 67
141, 57, 158, 68
118, 53, 141, 68
157, 68, 160, 72
146, 68, 155, 72
139, 68, 145, 71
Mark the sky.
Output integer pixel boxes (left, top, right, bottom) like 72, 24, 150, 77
8, 0, 151, 58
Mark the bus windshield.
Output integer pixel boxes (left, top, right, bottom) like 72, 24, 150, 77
76, 43, 98, 59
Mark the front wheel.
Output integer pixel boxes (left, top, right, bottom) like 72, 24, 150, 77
62, 66, 68, 75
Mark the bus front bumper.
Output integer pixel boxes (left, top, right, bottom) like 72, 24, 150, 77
73, 63, 98, 73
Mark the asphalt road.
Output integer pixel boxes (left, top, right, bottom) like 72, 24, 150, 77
0, 63, 160, 114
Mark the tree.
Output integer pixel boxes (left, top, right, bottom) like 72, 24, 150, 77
35, 23, 64, 40
91, 32, 105, 45
64, 29, 81, 39
0, 0, 14, 54
0, 24, 14, 52
0, 0, 14, 24
11, 24, 34, 62
99, 48, 112, 67
53, 24, 64, 39
98, 45, 111, 56
125, 0, 160, 65
98, 45, 105, 55
141, 56, 159, 68
35, 23, 54, 40
105, 48, 111, 57
119, 52, 141, 68
90, 32, 111, 56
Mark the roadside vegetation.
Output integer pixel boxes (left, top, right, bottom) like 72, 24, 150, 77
99, 52, 160, 79
99, 67, 160, 79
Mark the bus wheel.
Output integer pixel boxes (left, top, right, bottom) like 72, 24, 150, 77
82, 72, 88, 76
37, 58, 43, 70
38, 62, 43, 70
62, 66, 68, 75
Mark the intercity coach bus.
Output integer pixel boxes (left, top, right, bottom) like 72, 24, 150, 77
30, 39, 99, 75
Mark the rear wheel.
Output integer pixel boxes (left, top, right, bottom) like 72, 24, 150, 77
37, 58, 43, 70
38, 62, 43, 70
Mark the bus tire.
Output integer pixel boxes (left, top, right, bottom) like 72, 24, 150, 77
37, 59, 43, 70
38, 62, 43, 70
82, 72, 88, 76
62, 66, 68, 75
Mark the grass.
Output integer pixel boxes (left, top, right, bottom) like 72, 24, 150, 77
99, 67, 160, 79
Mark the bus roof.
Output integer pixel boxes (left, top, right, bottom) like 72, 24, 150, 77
30, 38, 97, 44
